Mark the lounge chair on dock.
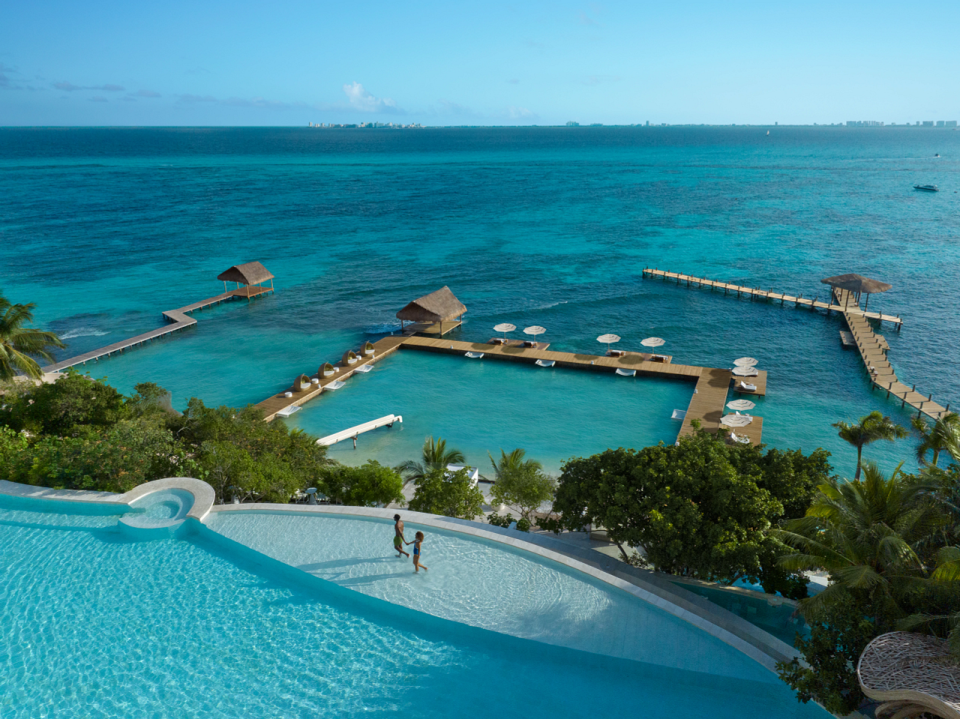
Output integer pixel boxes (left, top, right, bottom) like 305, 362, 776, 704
738, 381, 758, 392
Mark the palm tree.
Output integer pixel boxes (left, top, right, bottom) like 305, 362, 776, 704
397, 436, 465, 486
487, 448, 542, 481
0, 295, 65, 381
832, 411, 908, 479
912, 414, 960, 467
775, 461, 945, 621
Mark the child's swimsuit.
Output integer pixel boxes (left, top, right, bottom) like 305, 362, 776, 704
413, 544, 420, 556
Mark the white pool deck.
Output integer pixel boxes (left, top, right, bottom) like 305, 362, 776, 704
0, 477, 801, 681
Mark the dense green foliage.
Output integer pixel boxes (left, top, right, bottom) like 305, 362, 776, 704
408, 466, 485, 520
0, 372, 330, 502
319, 460, 404, 507
774, 461, 960, 714
487, 512, 531, 532
0, 294, 65, 381
551, 428, 829, 592
488, 448, 555, 522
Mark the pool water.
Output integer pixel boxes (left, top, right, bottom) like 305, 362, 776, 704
287, 350, 694, 473
133, 488, 194, 520
0, 496, 831, 718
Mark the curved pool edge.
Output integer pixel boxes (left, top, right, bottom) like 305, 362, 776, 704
209, 502, 799, 675
0, 478, 798, 678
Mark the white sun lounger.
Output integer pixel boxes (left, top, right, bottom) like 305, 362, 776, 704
730, 432, 751, 444
354, 364, 373, 373
615, 368, 636, 377
535, 359, 555, 367
671, 409, 686, 420
325, 380, 346, 390
276, 405, 301, 418
739, 381, 758, 391
465, 352, 484, 359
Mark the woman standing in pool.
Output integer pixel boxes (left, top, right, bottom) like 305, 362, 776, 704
412, 531, 428, 572
393, 514, 410, 558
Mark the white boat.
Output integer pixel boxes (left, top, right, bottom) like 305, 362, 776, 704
535, 359, 555, 367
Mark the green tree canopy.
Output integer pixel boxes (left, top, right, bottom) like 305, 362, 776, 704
0, 294, 64, 381
397, 435, 465, 486
488, 448, 555, 522
832, 411, 908, 480
320, 460, 404, 507
913, 413, 960, 468
552, 430, 830, 586
3, 370, 127, 437
408, 467, 484, 520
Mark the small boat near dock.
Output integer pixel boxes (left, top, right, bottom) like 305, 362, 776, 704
914, 184, 939, 192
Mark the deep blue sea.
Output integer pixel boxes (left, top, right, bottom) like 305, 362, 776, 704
1, 126, 958, 475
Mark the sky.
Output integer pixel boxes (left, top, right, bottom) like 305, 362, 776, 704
2, 0, 959, 127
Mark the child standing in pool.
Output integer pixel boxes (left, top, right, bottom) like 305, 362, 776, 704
393, 514, 410, 558
412, 531, 428, 573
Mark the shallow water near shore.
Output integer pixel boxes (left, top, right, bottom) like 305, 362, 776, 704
2, 126, 958, 474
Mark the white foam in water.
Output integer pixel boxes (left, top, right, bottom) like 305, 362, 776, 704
60, 327, 110, 340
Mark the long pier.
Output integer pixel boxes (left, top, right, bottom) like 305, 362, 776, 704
642, 268, 903, 327
258, 335, 766, 446
42, 286, 273, 374
835, 289, 950, 420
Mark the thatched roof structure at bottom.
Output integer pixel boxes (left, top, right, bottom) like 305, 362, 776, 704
858, 631, 960, 719
396, 286, 467, 323
217, 261, 274, 286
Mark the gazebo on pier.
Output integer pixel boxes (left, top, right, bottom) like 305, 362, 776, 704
396, 286, 467, 336
217, 262, 275, 299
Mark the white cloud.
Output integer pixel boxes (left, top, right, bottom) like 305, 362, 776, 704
342, 81, 401, 114
508, 106, 536, 119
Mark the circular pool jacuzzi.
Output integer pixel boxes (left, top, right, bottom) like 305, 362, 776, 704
119, 488, 195, 538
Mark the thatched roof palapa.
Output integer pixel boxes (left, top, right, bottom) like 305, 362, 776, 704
821, 273, 892, 295
218, 262, 275, 286
396, 286, 467, 323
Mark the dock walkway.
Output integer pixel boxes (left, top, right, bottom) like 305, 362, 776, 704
259, 335, 767, 446
643, 268, 903, 327
42, 286, 273, 374
835, 289, 950, 420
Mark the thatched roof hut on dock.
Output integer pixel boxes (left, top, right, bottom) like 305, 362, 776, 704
396, 286, 467, 336
218, 262, 275, 298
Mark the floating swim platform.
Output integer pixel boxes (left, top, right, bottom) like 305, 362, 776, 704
276, 405, 301, 418
671, 409, 686, 420
535, 359, 555, 367
354, 364, 373, 373
615, 368, 637, 377
465, 352, 484, 359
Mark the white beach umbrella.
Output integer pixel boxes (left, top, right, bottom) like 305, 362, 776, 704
523, 326, 547, 339
641, 337, 666, 348
597, 333, 621, 352
727, 399, 756, 411
493, 323, 516, 341
732, 366, 759, 377
721, 414, 753, 428
734, 357, 759, 367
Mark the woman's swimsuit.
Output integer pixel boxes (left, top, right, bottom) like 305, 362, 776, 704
394, 535, 403, 549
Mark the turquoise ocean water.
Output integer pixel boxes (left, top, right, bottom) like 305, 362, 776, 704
1, 126, 958, 475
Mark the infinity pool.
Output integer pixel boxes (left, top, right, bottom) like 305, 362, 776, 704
0, 495, 830, 718
286, 350, 694, 473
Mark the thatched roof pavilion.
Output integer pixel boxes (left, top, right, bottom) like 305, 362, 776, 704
396, 286, 467, 335
217, 262, 275, 298
822, 273, 892, 310
858, 631, 960, 719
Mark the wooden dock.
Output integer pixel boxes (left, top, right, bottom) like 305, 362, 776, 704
834, 289, 951, 420
42, 286, 274, 374
643, 268, 903, 327
259, 335, 767, 446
